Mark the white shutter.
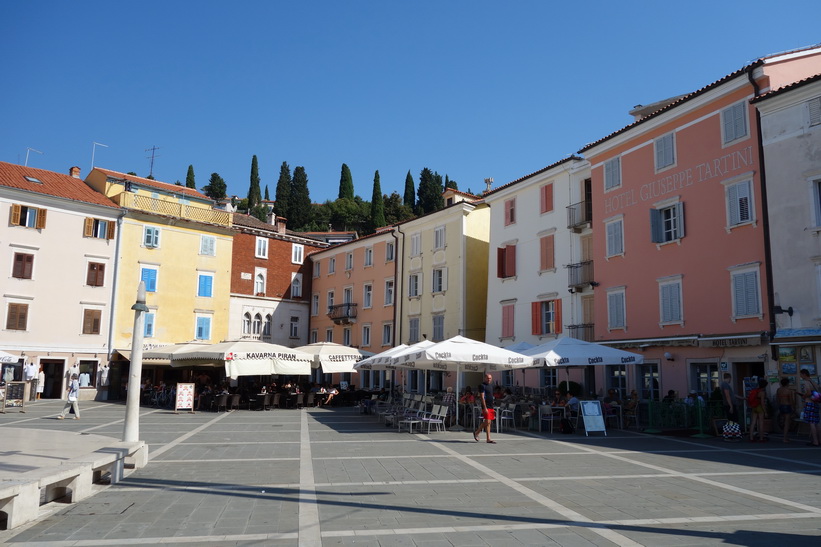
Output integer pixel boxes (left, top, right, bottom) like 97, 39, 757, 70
809, 97, 821, 126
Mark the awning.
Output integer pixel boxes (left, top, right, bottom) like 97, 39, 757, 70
112, 350, 170, 366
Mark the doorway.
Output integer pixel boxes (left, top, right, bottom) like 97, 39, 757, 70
40, 359, 65, 399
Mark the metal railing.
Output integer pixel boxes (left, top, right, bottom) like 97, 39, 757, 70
115, 193, 232, 227
566, 323, 595, 342
328, 303, 358, 322
567, 260, 594, 287
567, 200, 592, 231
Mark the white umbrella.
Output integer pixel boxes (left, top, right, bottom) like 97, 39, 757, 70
143, 342, 209, 360
295, 342, 373, 374
521, 337, 643, 367
354, 344, 408, 371
0, 350, 20, 363
504, 341, 534, 392
171, 340, 314, 379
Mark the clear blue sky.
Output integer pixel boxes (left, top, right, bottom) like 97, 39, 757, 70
2, 1, 819, 203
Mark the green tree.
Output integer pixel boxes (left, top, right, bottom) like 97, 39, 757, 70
416, 167, 444, 214
289, 166, 312, 230
250, 204, 268, 223
329, 197, 369, 232
274, 162, 292, 219
203, 172, 227, 201
186, 165, 196, 188
383, 192, 414, 225
338, 163, 354, 200
264, 185, 270, 201
369, 170, 386, 233
403, 170, 415, 209
247, 155, 262, 210
445, 174, 458, 190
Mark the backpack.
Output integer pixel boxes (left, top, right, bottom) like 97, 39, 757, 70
747, 388, 760, 408
559, 418, 575, 434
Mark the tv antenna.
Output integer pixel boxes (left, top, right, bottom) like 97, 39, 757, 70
91, 142, 109, 170
145, 145, 161, 178
24, 147, 43, 167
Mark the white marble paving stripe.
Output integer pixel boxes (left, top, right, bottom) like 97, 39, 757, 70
421, 434, 642, 547
149, 457, 301, 463
147, 411, 230, 461
78, 408, 163, 433
299, 408, 322, 547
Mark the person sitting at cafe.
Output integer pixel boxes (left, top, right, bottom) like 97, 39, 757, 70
565, 392, 580, 414
550, 390, 565, 406
624, 390, 639, 410
459, 386, 475, 404
662, 389, 677, 404
441, 386, 457, 427
500, 388, 516, 404
604, 389, 622, 406
492, 385, 504, 401
324, 385, 339, 406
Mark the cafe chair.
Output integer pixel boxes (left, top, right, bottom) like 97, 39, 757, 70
212, 394, 228, 413
499, 403, 516, 432
261, 393, 271, 411
306, 392, 315, 408
229, 393, 241, 411
271, 392, 281, 410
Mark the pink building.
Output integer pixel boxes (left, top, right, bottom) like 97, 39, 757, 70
578, 46, 821, 402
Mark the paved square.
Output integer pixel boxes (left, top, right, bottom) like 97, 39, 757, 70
2, 400, 820, 545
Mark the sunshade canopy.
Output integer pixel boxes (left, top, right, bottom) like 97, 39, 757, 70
295, 342, 373, 374
521, 337, 644, 367
169, 340, 313, 379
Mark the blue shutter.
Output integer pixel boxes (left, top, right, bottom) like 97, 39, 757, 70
196, 317, 211, 340
650, 209, 662, 243
141, 268, 157, 292
198, 275, 213, 297
144, 313, 155, 337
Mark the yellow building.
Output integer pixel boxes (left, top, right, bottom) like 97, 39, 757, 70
85, 168, 234, 395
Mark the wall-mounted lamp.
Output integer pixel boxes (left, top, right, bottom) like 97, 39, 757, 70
773, 305, 794, 317
568, 288, 575, 294
664, 352, 674, 361
589, 281, 600, 288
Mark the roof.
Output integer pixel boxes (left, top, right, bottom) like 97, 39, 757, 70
751, 72, 821, 103
483, 156, 584, 197
443, 188, 481, 199
92, 167, 211, 201
231, 213, 329, 245
0, 162, 120, 209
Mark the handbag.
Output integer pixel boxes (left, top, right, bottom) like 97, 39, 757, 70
722, 420, 741, 441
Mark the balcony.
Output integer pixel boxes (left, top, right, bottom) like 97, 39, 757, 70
328, 303, 358, 324
567, 200, 592, 232
566, 324, 595, 342
567, 260, 595, 289
114, 192, 232, 227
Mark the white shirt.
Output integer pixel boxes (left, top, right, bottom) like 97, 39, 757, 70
24, 362, 37, 380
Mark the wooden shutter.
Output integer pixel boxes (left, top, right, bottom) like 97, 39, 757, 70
540, 235, 554, 270
541, 184, 554, 213
553, 299, 562, 334
502, 304, 514, 338
83, 309, 101, 334
84, 218, 94, 237
504, 199, 515, 225
497, 247, 506, 278
10, 204, 21, 225
810, 97, 821, 126
35, 208, 47, 229
531, 302, 542, 335
106, 220, 116, 240
13, 253, 33, 279
506, 244, 516, 277
87, 262, 105, 287
6, 303, 28, 330
650, 209, 662, 243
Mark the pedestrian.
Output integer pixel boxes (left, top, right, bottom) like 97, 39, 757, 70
473, 373, 495, 443
720, 372, 742, 423
24, 360, 37, 401
798, 369, 819, 447
776, 377, 796, 443
36, 365, 45, 400
57, 373, 81, 420
748, 378, 769, 442
441, 386, 457, 427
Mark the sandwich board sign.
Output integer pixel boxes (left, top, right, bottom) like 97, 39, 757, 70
580, 400, 606, 436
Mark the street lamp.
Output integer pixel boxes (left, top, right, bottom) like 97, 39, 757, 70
123, 282, 149, 442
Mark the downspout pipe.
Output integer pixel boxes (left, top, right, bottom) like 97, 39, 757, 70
391, 225, 404, 393
106, 211, 127, 366
746, 64, 777, 354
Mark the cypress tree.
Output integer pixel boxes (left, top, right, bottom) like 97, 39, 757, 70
264, 185, 270, 201
416, 167, 440, 214
290, 166, 312, 230
247, 155, 262, 210
185, 165, 196, 188
370, 170, 386, 233
274, 161, 292, 219
445, 174, 458, 190
403, 170, 415, 209
338, 163, 354, 200
203, 172, 227, 201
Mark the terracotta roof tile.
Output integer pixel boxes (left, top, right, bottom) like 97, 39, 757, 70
93, 167, 211, 201
483, 156, 584, 196
0, 162, 120, 209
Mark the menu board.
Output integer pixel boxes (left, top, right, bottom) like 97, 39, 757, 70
2, 381, 26, 413
580, 400, 606, 436
175, 383, 196, 413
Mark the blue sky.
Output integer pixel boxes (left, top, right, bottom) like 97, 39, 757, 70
2, 1, 819, 203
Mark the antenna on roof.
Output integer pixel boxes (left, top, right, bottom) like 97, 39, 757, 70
484, 177, 493, 193
145, 145, 161, 178
91, 142, 108, 171
24, 147, 43, 167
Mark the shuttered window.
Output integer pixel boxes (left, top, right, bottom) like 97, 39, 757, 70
144, 312, 155, 337
12, 253, 34, 279
540, 235, 554, 270
10, 204, 46, 228
810, 97, 821, 126
655, 133, 676, 170
531, 300, 562, 335
604, 158, 621, 190
141, 267, 158, 292
660, 281, 682, 323
722, 103, 748, 144
6, 303, 28, 330
87, 262, 105, 287
82, 309, 102, 335
732, 270, 760, 317
650, 203, 684, 243
504, 198, 516, 225
606, 219, 624, 256
497, 245, 516, 278
197, 273, 213, 297
607, 291, 626, 330
501, 304, 515, 338
540, 184, 554, 213
196, 316, 212, 340
727, 180, 753, 226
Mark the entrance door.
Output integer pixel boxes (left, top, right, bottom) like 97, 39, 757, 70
40, 359, 65, 399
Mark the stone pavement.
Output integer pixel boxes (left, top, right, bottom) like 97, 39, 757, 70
1, 399, 820, 546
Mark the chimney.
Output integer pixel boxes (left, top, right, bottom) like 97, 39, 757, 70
276, 216, 287, 234
69, 166, 81, 178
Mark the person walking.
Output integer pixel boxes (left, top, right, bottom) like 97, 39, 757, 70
57, 373, 81, 420
473, 373, 495, 444
799, 369, 819, 447
721, 372, 742, 423
776, 377, 796, 443
748, 378, 769, 442
36, 365, 45, 400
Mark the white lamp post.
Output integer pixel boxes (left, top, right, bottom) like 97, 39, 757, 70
123, 282, 148, 442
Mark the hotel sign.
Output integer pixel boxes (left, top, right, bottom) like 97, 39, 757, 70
698, 335, 762, 349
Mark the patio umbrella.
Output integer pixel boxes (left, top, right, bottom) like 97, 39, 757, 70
0, 350, 19, 363
354, 344, 408, 371
170, 340, 314, 379
143, 342, 209, 360
295, 342, 374, 374
504, 341, 534, 392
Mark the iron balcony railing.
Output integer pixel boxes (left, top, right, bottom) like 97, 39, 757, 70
566, 323, 595, 342
567, 200, 592, 231
567, 260, 594, 288
328, 303, 358, 323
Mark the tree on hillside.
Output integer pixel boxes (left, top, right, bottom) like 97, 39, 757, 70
264, 185, 270, 201
186, 165, 196, 188
369, 170, 386, 233
338, 163, 354, 200
403, 170, 415, 209
274, 161, 292, 219
289, 166, 312, 230
445, 174, 458, 190
383, 192, 414, 225
416, 167, 444, 214
203, 172, 227, 201
329, 197, 369, 233
247, 155, 262, 210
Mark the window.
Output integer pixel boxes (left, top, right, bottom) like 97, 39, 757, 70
325, 328, 333, 343
252, 314, 262, 335
654, 133, 676, 170
255, 237, 268, 259
144, 312, 155, 337
195, 316, 212, 340
328, 257, 336, 274
810, 97, 821, 126
291, 273, 302, 298
384, 279, 394, 306
84, 218, 114, 240
290, 316, 299, 338
731, 267, 761, 318
343, 287, 353, 304
540, 368, 558, 389
291, 243, 304, 264
531, 299, 562, 336
197, 273, 214, 297
540, 184, 554, 214
605, 218, 624, 257
343, 327, 351, 346
140, 266, 158, 292
409, 317, 420, 343
540, 235, 554, 271
606, 365, 627, 399
497, 245, 516, 278
410, 233, 421, 256
607, 289, 626, 330
432, 268, 447, 293
12, 253, 33, 279
650, 202, 684, 243
310, 329, 318, 343
78, 360, 97, 388
242, 313, 251, 335
501, 304, 514, 339
82, 309, 102, 335
363, 283, 373, 308
432, 315, 444, 341
143, 226, 160, 248
364, 247, 373, 266
604, 157, 621, 190
311, 294, 319, 316
726, 179, 753, 226
87, 262, 105, 287
313, 260, 320, 278
659, 277, 683, 324
327, 290, 335, 312
408, 273, 422, 297
6, 303, 28, 330
382, 323, 393, 345
362, 324, 371, 347
690, 362, 718, 398
345, 252, 353, 271
722, 102, 748, 144
504, 199, 516, 226
10, 204, 46, 229
386, 242, 395, 262
200, 235, 216, 256
264, 314, 273, 337
255, 272, 265, 295
434, 226, 446, 250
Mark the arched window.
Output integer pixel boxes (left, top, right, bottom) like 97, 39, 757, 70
255, 273, 265, 295
263, 314, 272, 336
242, 312, 252, 335
252, 313, 262, 335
